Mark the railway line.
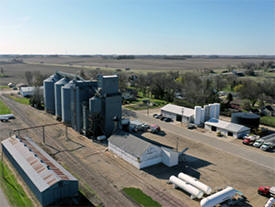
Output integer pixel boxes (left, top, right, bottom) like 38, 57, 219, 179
1, 95, 135, 207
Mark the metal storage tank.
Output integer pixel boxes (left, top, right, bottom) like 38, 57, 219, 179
43, 73, 62, 114
97, 75, 119, 95
61, 80, 74, 124
54, 78, 70, 119
204, 105, 211, 121
89, 96, 102, 113
178, 172, 212, 195
231, 112, 260, 129
169, 175, 204, 199
194, 106, 202, 125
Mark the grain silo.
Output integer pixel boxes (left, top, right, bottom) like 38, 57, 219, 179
54, 77, 70, 119
43, 73, 62, 114
61, 80, 74, 124
194, 106, 202, 125
231, 112, 260, 129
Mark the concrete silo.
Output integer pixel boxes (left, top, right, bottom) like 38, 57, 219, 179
54, 77, 70, 119
43, 73, 62, 114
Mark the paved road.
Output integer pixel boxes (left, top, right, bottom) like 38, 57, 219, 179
0, 187, 10, 207
124, 109, 275, 171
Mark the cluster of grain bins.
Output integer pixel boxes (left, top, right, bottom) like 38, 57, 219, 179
43, 72, 122, 137
169, 172, 239, 207
1, 135, 78, 206
194, 103, 220, 125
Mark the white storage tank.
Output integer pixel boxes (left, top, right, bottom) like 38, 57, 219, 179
214, 103, 220, 119
178, 172, 212, 195
200, 108, 205, 123
200, 186, 236, 207
169, 175, 204, 199
194, 106, 202, 125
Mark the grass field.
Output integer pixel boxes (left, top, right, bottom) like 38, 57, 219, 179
260, 116, 275, 128
0, 160, 34, 207
8, 95, 30, 105
0, 86, 9, 89
0, 99, 12, 114
123, 187, 161, 207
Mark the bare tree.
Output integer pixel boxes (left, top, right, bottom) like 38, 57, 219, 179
25, 71, 33, 85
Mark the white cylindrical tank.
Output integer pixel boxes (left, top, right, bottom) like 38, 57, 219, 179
169, 176, 204, 199
178, 173, 212, 195
214, 103, 220, 119
209, 104, 215, 119
200, 108, 205, 123
200, 186, 236, 207
265, 197, 275, 207
194, 106, 202, 125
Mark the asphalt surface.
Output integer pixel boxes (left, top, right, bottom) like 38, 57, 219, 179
124, 109, 275, 171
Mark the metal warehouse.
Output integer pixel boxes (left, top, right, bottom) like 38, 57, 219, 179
108, 133, 179, 169
161, 104, 194, 123
161, 103, 220, 124
20, 86, 43, 97
1, 136, 78, 206
204, 118, 250, 138
43, 72, 121, 137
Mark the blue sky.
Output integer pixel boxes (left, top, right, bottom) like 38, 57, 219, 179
0, 0, 274, 55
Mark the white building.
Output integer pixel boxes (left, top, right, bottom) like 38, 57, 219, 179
204, 118, 250, 138
108, 133, 179, 169
161, 104, 194, 123
20, 86, 43, 97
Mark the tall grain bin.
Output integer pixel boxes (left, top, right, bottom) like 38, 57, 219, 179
194, 106, 202, 125
54, 78, 70, 119
231, 112, 260, 129
61, 80, 74, 124
43, 73, 62, 114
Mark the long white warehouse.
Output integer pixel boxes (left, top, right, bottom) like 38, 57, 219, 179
108, 133, 179, 169
204, 118, 250, 138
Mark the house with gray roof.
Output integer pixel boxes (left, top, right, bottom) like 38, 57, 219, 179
204, 118, 250, 138
161, 104, 194, 123
108, 133, 179, 169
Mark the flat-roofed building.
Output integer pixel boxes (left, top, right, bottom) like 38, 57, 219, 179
204, 118, 250, 138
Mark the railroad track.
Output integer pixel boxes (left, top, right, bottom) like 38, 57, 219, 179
1, 95, 135, 207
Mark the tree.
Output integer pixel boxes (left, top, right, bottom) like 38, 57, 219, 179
25, 71, 33, 85
226, 93, 233, 105
0, 67, 4, 74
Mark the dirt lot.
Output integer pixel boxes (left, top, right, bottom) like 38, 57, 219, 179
1, 94, 274, 207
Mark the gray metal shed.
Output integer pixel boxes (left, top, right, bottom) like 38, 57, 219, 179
1, 136, 78, 206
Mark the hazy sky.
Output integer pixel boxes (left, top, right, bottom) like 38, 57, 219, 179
0, 0, 274, 55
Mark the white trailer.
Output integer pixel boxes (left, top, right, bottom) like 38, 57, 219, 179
169, 175, 204, 199
265, 197, 275, 207
200, 186, 237, 207
178, 172, 212, 195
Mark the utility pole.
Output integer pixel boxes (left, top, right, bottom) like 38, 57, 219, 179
42, 126, 45, 144
181, 107, 184, 127
176, 137, 179, 152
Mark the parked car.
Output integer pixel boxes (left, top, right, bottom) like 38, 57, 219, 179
187, 123, 196, 130
141, 124, 150, 131
253, 139, 264, 148
258, 186, 275, 197
164, 117, 172, 122
153, 114, 159, 118
160, 116, 166, 121
150, 125, 160, 133
242, 138, 254, 145
260, 142, 275, 151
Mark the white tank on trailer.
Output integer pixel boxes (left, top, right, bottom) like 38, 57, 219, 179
265, 197, 275, 207
178, 172, 212, 195
200, 186, 236, 207
169, 175, 204, 199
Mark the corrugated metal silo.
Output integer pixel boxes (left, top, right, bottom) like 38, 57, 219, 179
194, 106, 202, 125
61, 80, 74, 124
43, 73, 61, 114
54, 78, 70, 119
